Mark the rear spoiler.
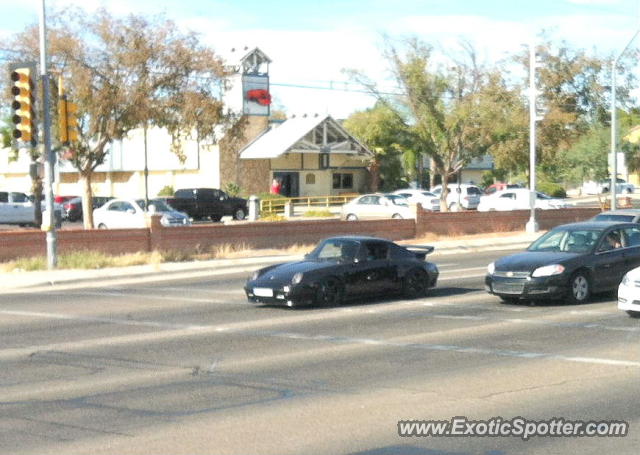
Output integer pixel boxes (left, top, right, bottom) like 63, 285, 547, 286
403, 245, 435, 260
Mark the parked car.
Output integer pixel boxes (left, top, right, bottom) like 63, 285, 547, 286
341, 193, 415, 220
245, 236, 439, 307
1, 191, 61, 226
392, 189, 440, 211
430, 184, 482, 210
592, 209, 640, 224
166, 188, 248, 221
93, 198, 191, 229
618, 266, 640, 317
486, 221, 640, 304
582, 178, 635, 195
477, 188, 570, 212
63, 196, 114, 222
54, 195, 78, 204
484, 182, 522, 195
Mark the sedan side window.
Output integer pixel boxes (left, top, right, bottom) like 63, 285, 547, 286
598, 229, 623, 252
107, 202, 122, 211
363, 242, 389, 261
622, 227, 640, 247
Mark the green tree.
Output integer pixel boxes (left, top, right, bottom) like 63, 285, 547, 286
7, 8, 232, 228
348, 38, 510, 209
343, 102, 407, 191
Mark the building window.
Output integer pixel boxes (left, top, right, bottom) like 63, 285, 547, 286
305, 173, 316, 185
332, 173, 353, 189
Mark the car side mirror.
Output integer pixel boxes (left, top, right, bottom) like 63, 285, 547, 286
127, 208, 136, 214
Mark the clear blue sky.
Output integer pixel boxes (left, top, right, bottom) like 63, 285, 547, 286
2, 0, 640, 117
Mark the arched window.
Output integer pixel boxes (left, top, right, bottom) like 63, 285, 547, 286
306, 173, 316, 185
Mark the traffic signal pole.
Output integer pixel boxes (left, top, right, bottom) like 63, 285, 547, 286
39, 0, 57, 269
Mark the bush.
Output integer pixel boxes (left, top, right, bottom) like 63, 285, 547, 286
537, 182, 567, 198
224, 182, 241, 197
157, 185, 174, 197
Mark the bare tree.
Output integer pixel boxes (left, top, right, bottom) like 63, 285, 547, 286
8, 8, 232, 227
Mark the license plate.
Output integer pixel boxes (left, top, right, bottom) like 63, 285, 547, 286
253, 287, 274, 297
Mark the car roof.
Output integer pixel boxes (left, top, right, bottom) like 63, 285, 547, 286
596, 209, 640, 216
323, 235, 391, 243
553, 220, 638, 230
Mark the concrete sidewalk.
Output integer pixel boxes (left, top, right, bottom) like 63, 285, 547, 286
0, 231, 542, 292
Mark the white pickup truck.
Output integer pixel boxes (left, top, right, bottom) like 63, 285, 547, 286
0, 191, 36, 225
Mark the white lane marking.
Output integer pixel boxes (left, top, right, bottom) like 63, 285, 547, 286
77, 291, 221, 304
262, 331, 640, 368
439, 266, 488, 274
0, 310, 206, 330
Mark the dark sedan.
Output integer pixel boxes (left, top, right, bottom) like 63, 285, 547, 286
485, 221, 640, 304
63, 196, 113, 221
245, 236, 439, 308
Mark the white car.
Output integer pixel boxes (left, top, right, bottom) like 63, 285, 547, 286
94, 198, 191, 229
0, 191, 61, 225
392, 189, 440, 211
582, 179, 635, 195
341, 193, 415, 221
618, 265, 640, 318
477, 188, 570, 211
430, 184, 482, 210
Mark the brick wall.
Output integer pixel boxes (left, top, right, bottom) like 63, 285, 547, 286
0, 207, 601, 262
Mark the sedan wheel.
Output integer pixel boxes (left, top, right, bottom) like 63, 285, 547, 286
346, 214, 358, 221
316, 278, 343, 306
402, 269, 427, 298
98, 223, 108, 229
626, 310, 640, 318
568, 272, 590, 304
392, 213, 403, 219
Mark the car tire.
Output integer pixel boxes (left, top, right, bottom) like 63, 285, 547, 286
233, 208, 246, 220
210, 215, 222, 222
626, 310, 640, 318
402, 269, 428, 299
392, 213, 403, 219
97, 223, 108, 229
627, 188, 633, 194
316, 277, 344, 306
567, 271, 591, 304
346, 214, 358, 221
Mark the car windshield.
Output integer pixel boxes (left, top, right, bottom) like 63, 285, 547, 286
536, 192, 553, 200
421, 192, 436, 197
136, 199, 173, 212
528, 229, 602, 253
308, 239, 360, 261
385, 195, 409, 206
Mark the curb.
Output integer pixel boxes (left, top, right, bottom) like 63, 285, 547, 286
0, 238, 536, 293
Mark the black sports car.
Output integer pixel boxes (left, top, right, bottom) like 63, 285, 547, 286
485, 221, 640, 304
245, 236, 439, 307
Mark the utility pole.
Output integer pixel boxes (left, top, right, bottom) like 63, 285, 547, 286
39, 0, 57, 269
526, 41, 539, 233
610, 28, 640, 211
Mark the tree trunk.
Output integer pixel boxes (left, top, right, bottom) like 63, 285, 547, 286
81, 171, 94, 229
31, 176, 43, 227
369, 160, 381, 192
440, 171, 450, 211
429, 159, 437, 189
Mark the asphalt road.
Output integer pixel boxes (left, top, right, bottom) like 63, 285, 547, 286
1, 249, 639, 455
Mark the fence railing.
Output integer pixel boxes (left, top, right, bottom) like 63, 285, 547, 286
260, 193, 359, 214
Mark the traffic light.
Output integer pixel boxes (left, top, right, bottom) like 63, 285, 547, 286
58, 97, 79, 145
10, 67, 36, 146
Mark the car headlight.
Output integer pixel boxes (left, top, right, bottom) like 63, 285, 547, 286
531, 264, 565, 277
487, 262, 495, 275
292, 272, 304, 284
622, 274, 630, 286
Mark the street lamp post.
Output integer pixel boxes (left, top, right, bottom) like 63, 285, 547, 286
526, 42, 539, 233
610, 28, 640, 211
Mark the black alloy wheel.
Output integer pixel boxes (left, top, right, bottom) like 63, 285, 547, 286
402, 269, 428, 298
316, 278, 343, 306
210, 215, 222, 222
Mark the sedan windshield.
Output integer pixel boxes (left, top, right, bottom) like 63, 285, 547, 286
308, 239, 360, 261
136, 199, 173, 212
385, 195, 409, 206
528, 229, 602, 253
